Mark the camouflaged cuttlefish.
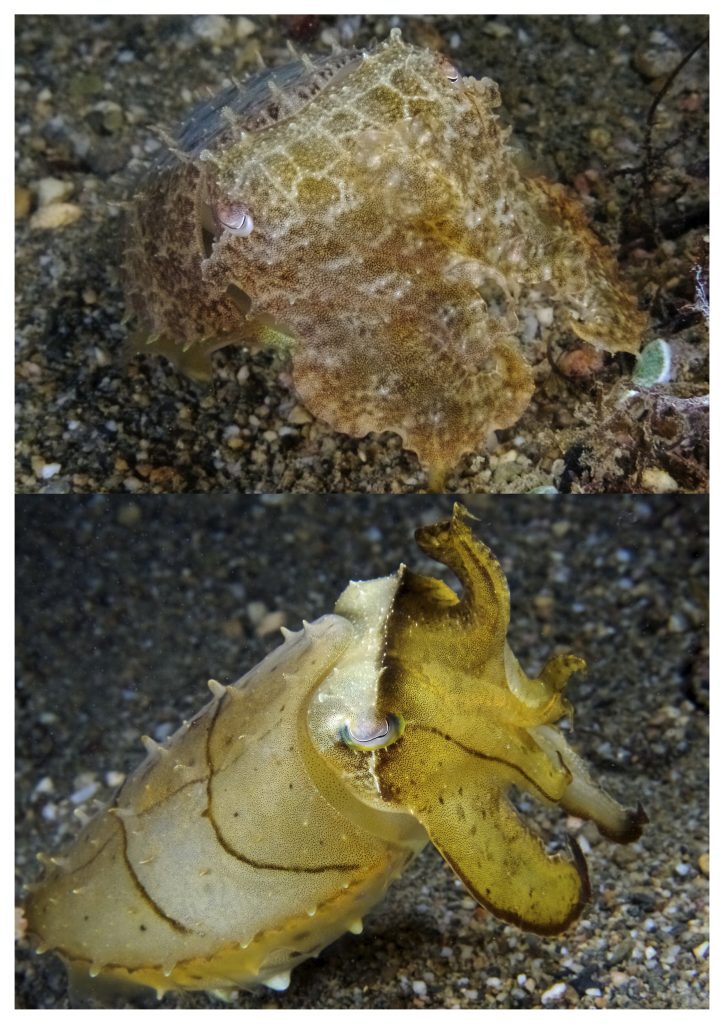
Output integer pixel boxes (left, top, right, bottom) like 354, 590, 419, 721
125, 30, 647, 488
25, 506, 647, 1000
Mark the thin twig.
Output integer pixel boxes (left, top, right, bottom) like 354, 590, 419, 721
642, 32, 708, 242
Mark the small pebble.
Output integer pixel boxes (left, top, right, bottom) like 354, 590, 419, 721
589, 127, 611, 149
483, 21, 512, 38
41, 802, 58, 822
557, 345, 605, 377
287, 404, 314, 425
541, 982, 567, 1005
33, 776, 54, 796
70, 781, 99, 804
608, 938, 634, 965
411, 980, 427, 997
29, 202, 82, 231
192, 15, 231, 44
36, 176, 73, 207
222, 617, 245, 639
536, 305, 554, 327
634, 34, 683, 79
15, 185, 32, 220
235, 16, 257, 39
255, 610, 287, 638
641, 467, 678, 493
246, 600, 268, 627
533, 594, 555, 620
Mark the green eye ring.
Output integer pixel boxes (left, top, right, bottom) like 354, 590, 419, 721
340, 713, 405, 751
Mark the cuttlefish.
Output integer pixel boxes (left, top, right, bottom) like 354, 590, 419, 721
25, 505, 646, 1000
125, 30, 646, 487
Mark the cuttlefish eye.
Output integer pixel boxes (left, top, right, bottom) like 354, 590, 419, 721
340, 712, 405, 751
215, 200, 254, 237
439, 57, 460, 83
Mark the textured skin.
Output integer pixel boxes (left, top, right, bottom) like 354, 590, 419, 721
125, 30, 647, 478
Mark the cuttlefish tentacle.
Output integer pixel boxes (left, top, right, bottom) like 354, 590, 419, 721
377, 503, 646, 934
531, 724, 649, 843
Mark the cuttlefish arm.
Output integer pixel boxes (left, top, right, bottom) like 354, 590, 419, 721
377, 504, 647, 935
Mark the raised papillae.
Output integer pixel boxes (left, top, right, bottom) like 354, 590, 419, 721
25, 506, 647, 1000
125, 30, 646, 485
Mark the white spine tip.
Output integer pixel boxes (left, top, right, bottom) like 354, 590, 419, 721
348, 918, 364, 935
141, 734, 166, 756
207, 678, 226, 699
107, 805, 134, 820
264, 971, 291, 992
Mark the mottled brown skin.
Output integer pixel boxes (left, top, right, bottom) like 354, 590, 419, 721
126, 30, 646, 481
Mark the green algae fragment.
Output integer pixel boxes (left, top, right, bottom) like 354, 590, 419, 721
632, 339, 672, 388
